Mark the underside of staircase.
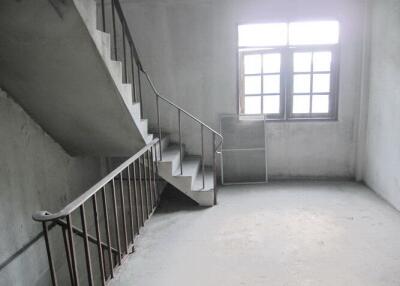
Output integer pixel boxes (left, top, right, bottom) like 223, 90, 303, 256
0, 0, 216, 205
0, 0, 152, 156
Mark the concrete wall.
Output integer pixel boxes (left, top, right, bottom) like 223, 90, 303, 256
363, 0, 400, 210
0, 89, 103, 285
121, 0, 366, 179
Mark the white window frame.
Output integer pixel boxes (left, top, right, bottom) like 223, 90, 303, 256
238, 23, 340, 121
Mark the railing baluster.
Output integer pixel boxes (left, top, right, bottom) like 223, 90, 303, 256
130, 46, 136, 102
213, 133, 217, 205
111, 179, 122, 265
122, 24, 127, 83
119, 171, 129, 254
178, 109, 183, 175
150, 148, 157, 208
66, 214, 80, 286
138, 158, 147, 221
146, 151, 154, 209
111, 0, 117, 60
201, 125, 205, 189
127, 164, 135, 245
61, 227, 74, 285
153, 146, 160, 204
156, 95, 162, 161
138, 67, 143, 118
42, 222, 58, 286
101, 187, 114, 278
142, 155, 150, 216
133, 161, 142, 229
101, 0, 105, 32
92, 194, 106, 286
80, 205, 94, 286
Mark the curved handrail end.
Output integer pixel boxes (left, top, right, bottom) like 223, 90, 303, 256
32, 211, 65, 222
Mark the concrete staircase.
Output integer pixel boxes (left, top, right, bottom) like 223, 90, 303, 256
78, 0, 217, 205
0, 0, 216, 205
157, 136, 215, 206
76, 0, 216, 205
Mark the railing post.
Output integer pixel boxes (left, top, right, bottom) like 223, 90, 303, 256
111, 179, 122, 265
201, 125, 205, 189
142, 155, 150, 216
153, 145, 160, 204
80, 205, 94, 286
138, 158, 147, 221
126, 164, 136, 245
42, 222, 58, 286
132, 161, 143, 229
101, 0, 105, 32
156, 95, 162, 161
150, 147, 157, 207
101, 187, 114, 279
146, 151, 154, 209
213, 133, 217, 205
92, 194, 106, 286
130, 46, 136, 102
119, 171, 129, 254
178, 109, 183, 175
66, 214, 80, 286
138, 66, 143, 118
61, 227, 74, 285
111, 0, 117, 60
122, 25, 127, 83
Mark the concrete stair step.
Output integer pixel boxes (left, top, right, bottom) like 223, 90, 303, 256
172, 156, 201, 184
192, 167, 214, 191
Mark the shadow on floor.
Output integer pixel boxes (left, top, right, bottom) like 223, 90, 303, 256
156, 184, 208, 214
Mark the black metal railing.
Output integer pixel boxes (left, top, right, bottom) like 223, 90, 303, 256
33, 139, 160, 286
99, 0, 223, 199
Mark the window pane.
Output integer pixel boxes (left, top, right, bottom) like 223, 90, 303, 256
293, 52, 312, 72
313, 52, 332, 72
263, 75, 280, 94
293, 95, 310, 114
263, 95, 280, 114
293, 74, 311, 93
238, 23, 288, 47
244, 54, 261, 74
245, 76, 261, 95
312, 94, 330, 113
263, 53, 281, 73
289, 21, 339, 45
313, 74, 330, 93
245, 96, 261, 114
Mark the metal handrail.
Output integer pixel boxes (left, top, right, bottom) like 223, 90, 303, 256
142, 71, 223, 141
33, 138, 160, 286
32, 138, 159, 222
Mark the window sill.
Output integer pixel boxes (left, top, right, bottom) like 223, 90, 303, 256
238, 114, 338, 122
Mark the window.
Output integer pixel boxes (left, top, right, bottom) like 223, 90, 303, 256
238, 21, 340, 120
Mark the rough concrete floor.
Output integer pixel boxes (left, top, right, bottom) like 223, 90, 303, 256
109, 181, 400, 286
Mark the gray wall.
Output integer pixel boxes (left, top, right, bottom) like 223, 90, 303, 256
122, 0, 366, 179
363, 0, 400, 210
0, 89, 103, 285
